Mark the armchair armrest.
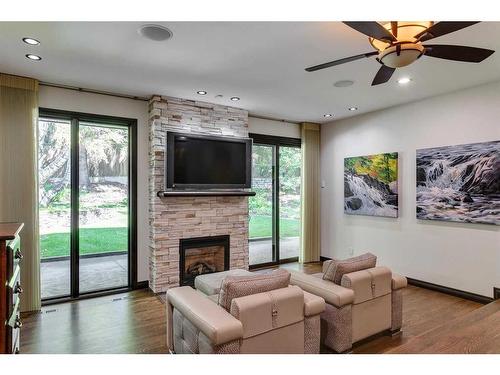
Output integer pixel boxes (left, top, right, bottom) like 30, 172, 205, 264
391, 274, 407, 290
167, 286, 243, 346
289, 270, 354, 308
303, 290, 325, 316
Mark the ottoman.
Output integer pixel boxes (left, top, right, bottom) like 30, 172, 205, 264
194, 269, 253, 296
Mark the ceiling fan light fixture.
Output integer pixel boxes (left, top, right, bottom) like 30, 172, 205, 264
379, 43, 424, 68
307, 22, 493, 87
369, 21, 433, 51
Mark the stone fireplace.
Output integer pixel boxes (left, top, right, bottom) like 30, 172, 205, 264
179, 235, 230, 287
148, 95, 249, 293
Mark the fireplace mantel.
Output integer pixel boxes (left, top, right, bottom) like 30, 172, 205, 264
157, 190, 256, 197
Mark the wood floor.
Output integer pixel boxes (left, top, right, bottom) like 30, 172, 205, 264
20, 262, 496, 354
388, 299, 500, 354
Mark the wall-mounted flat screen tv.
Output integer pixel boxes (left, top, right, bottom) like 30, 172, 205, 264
165, 132, 252, 189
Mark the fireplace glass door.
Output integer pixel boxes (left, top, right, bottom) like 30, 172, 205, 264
180, 235, 229, 286
249, 135, 302, 268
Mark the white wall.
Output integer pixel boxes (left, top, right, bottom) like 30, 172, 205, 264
39, 86, 150, 282
248, 116, 301, 138
321, 81, 500, 298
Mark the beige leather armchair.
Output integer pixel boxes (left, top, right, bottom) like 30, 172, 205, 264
289, 261, 407, 353
166, 285, 325, 354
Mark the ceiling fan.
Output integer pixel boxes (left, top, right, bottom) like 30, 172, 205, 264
305, 21, 495, 86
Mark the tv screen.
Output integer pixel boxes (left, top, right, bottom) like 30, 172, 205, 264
166, 132, 252, 189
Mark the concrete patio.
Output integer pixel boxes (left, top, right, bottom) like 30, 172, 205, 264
41, 253, 128, 299
249, 237, 300, 265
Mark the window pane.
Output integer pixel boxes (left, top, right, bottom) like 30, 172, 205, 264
78, 123, 129, 293
279, 146, 301, 260
39, 118, 72, 299
249, 144, 274, 265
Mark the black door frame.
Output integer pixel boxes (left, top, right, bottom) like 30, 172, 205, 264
249, 133, 301, 270
39, 108, 138, 304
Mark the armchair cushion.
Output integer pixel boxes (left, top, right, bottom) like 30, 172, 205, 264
230, 286, 304, 339
322, 259, 335, 273
323, 252, 377, 285
341, 266, 392, 304
218, 269, 290, 311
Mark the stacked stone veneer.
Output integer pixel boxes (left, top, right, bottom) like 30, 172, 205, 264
149, 95, 250, 293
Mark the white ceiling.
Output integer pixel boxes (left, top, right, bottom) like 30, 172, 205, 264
1, 22, 500, 123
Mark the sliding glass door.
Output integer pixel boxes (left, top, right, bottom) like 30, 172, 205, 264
249, 134, 302, 268
38, 110, 136, 301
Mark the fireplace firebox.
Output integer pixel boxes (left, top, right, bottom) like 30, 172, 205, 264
179, 235, 230, 287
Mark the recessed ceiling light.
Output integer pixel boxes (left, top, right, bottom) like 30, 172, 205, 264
348, 107, 358, 111
230, 97, 240, 101
398, 77, 412, 85
323, 114, 333, 118
334, 80, 354, 88
197, 90, 207, 95
22, 37, 40, 45
25, 54, 42, 61
138, 24, 173, 41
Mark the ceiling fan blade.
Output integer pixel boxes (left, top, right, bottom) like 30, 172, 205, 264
343, 22, 397, 42
424, 44, 495, 63
416, 22, 480, 42
305, 51, 378, 72
372, 65, 396, 86
391, 21, 398, 38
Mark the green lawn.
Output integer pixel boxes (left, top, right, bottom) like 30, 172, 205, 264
40, 217, 300, 258
249, 215, 299, 239
40, 227, 127, 259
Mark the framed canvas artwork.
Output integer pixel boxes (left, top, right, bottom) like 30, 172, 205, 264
416, 140, 500, 225
344, 152, 398, 218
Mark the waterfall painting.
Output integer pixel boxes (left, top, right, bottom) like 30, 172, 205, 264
344, 152, 398, 218
416, 140, 500, 225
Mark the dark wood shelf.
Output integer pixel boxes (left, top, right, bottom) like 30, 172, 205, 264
0, 222, 24, 241
157, 190, 256, 197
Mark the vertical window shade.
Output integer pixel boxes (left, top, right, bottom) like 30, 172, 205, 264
0, 73, 40, 312
300, 122, 320, 263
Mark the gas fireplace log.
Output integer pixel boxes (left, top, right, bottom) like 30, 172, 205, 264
187, 261, 217, 276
